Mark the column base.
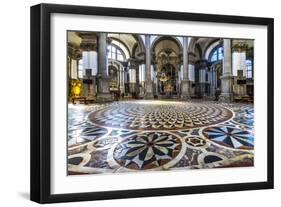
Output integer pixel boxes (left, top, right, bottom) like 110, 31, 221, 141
97, 77, 113, 102
144, 93, 154, 99
220, 74, 233, 102
129, 83, 137, 98
181, 94, 190, 100
96, 93, 113, 102
219, 93, 233, 102
144, 81, 154, 99
181, 80, 190, 100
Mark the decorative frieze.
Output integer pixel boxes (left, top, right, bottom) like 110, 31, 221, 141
232, 42, 248, 53
78, 32, 98, 51
68, 43, 82, 60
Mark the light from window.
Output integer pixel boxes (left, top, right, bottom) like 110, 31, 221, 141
210, 46, 223, 62
211, 51, 217, 62
218, 47, 223, 60
107, 44, 124, 61
246, 59, 253, 79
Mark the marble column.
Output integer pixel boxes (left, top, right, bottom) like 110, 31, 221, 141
119, 68, 125, 95
155, 74, 159, 97
97, 33, 112, 102
68, 45, 81, 80
151, 65, 157, 96
181, 36, 190, 100
210, 66, 216, 97
144, 35, 154, 99
219, 39, 233, 102
135, 64, 140, 97
124, 70, 129, 95
199, 66, 206, 96
129, 67, 136, 96
198, 60, 209, 97
232, 42, 247, 97
139, 64, 145, 97
188, 63, 195, 96
70, 58, 78, 79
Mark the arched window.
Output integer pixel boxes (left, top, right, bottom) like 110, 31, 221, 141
210, 46, 223, 62
246, 59, 253, 79
107, 44, 125, 61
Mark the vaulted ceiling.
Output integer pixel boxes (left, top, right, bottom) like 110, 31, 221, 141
68, 32, 254, 62
153, 39, 180, 57
68, 31, 82, 47
108, 34, 138, 55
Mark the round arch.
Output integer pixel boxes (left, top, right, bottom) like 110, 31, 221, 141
108, 59, 124, 69
188, 37, 199, 53
150, 36, 183, 54
204, 39, 222, 60
195, 44, 203, 59
109, 38, 131, 59
132, 34, 145, 53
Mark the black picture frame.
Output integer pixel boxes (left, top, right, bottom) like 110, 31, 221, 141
30, 3, 274, 204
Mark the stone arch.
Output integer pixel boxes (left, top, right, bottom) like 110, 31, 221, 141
109, 37, 131, 58
204, 39, 222, 60
195, 43, 203, 59
132, 34, 145, 53
188, 37, 199, 53
151, 36, 183, 54
108, 59, 124, 69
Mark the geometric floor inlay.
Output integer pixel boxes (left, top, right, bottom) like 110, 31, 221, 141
203, 125, 254, 150
88, 101, 233, 130
68, 100, 254, 175
113, 132, 182, 170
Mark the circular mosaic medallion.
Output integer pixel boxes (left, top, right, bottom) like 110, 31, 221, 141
88, 101, 233, 130
233, 108, 254, 126
68, 123, 108, 142
185, 136, 207, 147
203, 125, 254, 150
113, 132, 182, 170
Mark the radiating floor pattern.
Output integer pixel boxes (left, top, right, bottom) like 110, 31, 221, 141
67, 100, 254, 175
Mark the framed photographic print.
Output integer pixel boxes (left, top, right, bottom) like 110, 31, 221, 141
30, 3, 274, 203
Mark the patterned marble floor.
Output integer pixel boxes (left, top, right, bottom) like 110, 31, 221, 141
68, 100, 254, 175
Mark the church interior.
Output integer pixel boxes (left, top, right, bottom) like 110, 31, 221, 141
67, 31, 254, 174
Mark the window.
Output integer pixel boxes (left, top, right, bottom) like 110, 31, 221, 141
210, 46, 223, 62
246, 59, 253, 79
218, 47, 223, 60
107, 44, 125, 61
78, 59, 83, 78
211, 51, 217, 62
117, 50, 123, 61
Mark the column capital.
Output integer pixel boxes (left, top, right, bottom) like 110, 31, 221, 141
68, 43, 82, 60
232, 42, 248, 52
195, 59, 208, 69
128, 58, 139, 69
78, 32, 98, 51
137, 59, 145, 65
